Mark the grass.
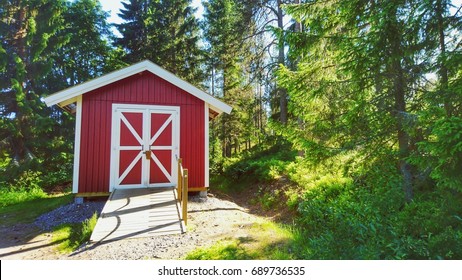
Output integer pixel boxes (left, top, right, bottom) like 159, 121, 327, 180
51, 212, 98, 253
185, 220, 296, 260
0, 193, 73, 226
0, 186, 48, 207
0, 184, 97, 254
185, 239, 256, 260
210, 175, 252, 194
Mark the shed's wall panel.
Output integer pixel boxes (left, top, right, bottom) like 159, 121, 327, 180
78, 71, 205, 193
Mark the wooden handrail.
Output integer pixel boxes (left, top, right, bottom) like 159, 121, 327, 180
177, 158, 183, 201
177, 158, 188, 225
182, 169, 188, 225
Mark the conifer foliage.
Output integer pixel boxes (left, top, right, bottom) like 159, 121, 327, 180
115, 0, 203, 84
0, 0, 68, 169
0, 0, 117, 186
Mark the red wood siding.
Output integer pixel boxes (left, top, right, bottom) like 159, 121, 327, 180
78, 71, 205, 193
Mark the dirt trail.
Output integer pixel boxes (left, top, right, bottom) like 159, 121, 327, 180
0, 224, 59, 259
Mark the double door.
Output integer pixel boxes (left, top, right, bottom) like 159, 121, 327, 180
110, 104, 179, 190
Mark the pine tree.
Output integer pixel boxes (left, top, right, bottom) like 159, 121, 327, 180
48, 0, 121, 91
275, 0, 462, 201
115, 0, 150, 63
203, 0, 262, 157
115, 0, 203, 84
0, 0, 67, 170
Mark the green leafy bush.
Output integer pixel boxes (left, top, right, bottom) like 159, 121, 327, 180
415, 117, 462, 191
222, 144, 296, 182
213, 141, 462, 260
254, 187, 280, 210
293, 158, 462, 260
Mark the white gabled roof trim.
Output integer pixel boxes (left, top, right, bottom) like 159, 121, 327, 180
44, 60, 232, 115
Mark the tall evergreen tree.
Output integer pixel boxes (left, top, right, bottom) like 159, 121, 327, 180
114, 0, 150, 63
203, 0, 263, 157
40, 0, 123, 176
115, 0, 203, 84
48, 0, 121, 91
0, 0, 67, 168
276, 0, 462, 200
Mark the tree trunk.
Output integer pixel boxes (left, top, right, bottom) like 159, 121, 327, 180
12, 3, 28, 163
389, 11, 414, 202
277, 0, 288, 124
436, 0, 451, 116
293, 0, 305, 157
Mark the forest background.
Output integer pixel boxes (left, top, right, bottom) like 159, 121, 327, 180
1, 0, 462, 259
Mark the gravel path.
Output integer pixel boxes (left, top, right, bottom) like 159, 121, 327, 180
65, 195, 262, 260
1, 193, 265, 260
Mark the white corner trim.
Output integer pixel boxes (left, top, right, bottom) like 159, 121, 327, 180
205, 103, 210, 188
72, 95, 82, 194
44, 60, 232, 115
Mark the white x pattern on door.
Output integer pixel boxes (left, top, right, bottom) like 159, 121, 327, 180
110, 104, 179, 190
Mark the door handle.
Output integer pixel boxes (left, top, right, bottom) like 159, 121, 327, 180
144, 150, 151, 160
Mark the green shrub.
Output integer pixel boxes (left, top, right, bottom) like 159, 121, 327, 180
222, 145, 296, 182
414, 117, 462, 191
293, 158, 462, 259
40, 161, 73, 190
212, 140, 462, 260
296, 177, 390, 259
254, 188, 280, 210
284, 189, 300, 209
0, 149, 73, 194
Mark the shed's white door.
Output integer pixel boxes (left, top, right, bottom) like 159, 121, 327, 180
110, 104, 179, 190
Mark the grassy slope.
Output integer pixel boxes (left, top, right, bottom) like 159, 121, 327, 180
188, 144, 462, 260
0, 189, 96, 254
186, 220, 296, 260
186, 146, 301, 260
51, 213, 98, 253
0, 194, 73, 226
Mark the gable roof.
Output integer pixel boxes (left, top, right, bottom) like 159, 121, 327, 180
44, 60, 232, 115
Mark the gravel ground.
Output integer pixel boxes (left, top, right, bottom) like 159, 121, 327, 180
65, 194, 262, 260
1, 193, 265, 260
34, 201, 106, 231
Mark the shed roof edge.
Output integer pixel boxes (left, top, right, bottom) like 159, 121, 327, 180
44, 60, 232, 114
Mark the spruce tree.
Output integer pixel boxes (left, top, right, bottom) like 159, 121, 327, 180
115, 0, 150, 63
275, 0, 462, 200
115, 0, 203, 84
0, 0, 67, 171
48, 0, 120, 91
203, 0, 260, 157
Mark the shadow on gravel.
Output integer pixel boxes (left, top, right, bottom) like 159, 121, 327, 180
188, 207, 247, 214
0, 196, 105, 260
0, 237, 61, 258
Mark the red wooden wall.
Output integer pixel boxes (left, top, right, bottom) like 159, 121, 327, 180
78, 71, 205, 193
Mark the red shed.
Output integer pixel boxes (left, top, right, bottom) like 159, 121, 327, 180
44, 60, 232, 197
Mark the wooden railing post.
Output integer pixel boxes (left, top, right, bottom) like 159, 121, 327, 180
183, 169, 188, 225
176, 157, 188, 226
177, 158, 182, 201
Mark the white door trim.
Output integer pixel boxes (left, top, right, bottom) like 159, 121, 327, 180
109, 104, 180, 192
